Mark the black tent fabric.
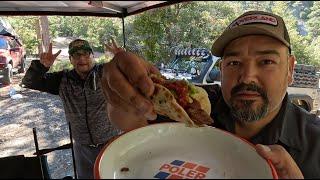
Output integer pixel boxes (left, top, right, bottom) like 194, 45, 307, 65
0, 1, 186, 17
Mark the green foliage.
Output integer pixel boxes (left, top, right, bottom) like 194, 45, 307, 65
271, 1, 312, 65
127, 1, 236, 63
237, 1, 273, 12
48, 16, 122, 52
95, 54, 113, 64
1, 1, 319, 69
307, 2, 320, 37
4, 16, 39, 55
306, 36, 320, 67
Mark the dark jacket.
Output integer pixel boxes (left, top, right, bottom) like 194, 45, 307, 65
151, 84, 320, 178
22, 60, 120, 145
204, 84, 320, 179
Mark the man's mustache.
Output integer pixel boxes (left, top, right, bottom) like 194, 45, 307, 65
231, 82, 267, 99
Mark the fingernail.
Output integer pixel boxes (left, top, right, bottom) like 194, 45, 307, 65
260, 144, 271, 152
140, 80, 153, 97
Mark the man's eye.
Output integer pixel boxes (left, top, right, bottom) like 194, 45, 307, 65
261, 59, 275, 65
227, 61, 240, 66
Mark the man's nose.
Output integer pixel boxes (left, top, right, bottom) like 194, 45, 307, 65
79, 54, 88, 61
238, 63, 259, 84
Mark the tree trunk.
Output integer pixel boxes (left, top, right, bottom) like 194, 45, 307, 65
35, 16, 50, 55
40, 16, 50, 52
35, 18, 42, 55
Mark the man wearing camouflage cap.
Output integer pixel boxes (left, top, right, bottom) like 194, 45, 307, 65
22, 39, 121, 179
100, 10, 320, 178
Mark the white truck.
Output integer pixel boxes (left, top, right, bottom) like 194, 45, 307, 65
161, 47, 320, 116
287, 64, 320, 115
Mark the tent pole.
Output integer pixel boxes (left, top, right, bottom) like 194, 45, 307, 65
122, 16, 126, 49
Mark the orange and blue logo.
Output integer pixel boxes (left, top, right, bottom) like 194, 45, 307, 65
154, 160, 210, 179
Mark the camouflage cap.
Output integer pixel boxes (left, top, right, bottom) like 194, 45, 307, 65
211, 11, 291, 57
68, 39, 93, 56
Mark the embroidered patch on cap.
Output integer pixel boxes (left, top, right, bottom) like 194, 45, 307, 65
68, 39, 93, 56
229, 14, 278, 29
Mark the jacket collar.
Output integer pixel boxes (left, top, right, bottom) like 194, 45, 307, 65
214, 92, 303, 151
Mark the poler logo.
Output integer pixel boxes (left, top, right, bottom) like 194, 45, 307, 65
154, 160, 210, 179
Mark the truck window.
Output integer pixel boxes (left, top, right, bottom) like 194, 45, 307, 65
0, 37, 8, 49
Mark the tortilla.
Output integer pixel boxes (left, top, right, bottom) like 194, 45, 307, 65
151, 84, 196, 127
190, 86, 211, 115
151, 75, 213, 127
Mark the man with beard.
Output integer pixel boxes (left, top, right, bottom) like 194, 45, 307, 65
101, 11, 320, 178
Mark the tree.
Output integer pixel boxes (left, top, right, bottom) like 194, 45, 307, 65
307, 1, 320, 38
127, 1, 236, 63
4, 16, 39, 55
36, 16, 51, 54
306, 37, 320, 67
48, 16, 122, 52
271, 1, 311, 65
237, 1, 273, 12
2, 1, 318, 68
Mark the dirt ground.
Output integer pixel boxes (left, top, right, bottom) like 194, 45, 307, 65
0, 73, 74, 179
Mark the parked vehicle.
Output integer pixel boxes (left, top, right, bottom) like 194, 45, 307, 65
160, 47, 220, 85
161, 47, 320, 115
287, 64, 320, 115
0, 18, 26, 85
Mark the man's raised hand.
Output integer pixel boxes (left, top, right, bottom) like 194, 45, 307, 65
40, 42, 61, 68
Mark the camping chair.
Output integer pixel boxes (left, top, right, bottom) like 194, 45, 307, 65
0, 154, 50, 178
32, 122, 77, 179
0, 122, 77, 179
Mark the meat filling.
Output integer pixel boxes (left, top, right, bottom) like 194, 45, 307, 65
185, 98, 213, 126
151, 75, 213, 125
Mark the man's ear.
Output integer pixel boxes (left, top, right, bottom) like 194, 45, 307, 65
288, 55, 296, 85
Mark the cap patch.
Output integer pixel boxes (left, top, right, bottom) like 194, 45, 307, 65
229, 14, 278, 29
72, 40, 87, 47
68, 39, 93, 56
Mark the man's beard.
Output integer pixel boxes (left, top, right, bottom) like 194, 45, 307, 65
229, 82, 269, 123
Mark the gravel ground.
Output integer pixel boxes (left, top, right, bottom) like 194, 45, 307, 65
0, 73, 74, 179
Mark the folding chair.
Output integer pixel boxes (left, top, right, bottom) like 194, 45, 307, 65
32, 122, 77, 179
0, 154, 50, 178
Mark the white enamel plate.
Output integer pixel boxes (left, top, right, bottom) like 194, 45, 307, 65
94, 122, 277, 179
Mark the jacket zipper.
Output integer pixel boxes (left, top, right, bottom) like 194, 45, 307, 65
84, 88, 95, 145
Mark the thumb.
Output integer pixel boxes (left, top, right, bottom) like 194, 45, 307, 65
53, 50, 62, 59
255, 144, 304, 179
255, 144, 277, 162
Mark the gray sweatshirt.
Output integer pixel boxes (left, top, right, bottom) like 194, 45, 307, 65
22, 60, 120, 145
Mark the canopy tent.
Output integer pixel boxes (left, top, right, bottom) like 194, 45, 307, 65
0, 1, 184, 17
0, 17, 17, 37
0, 1, 186, 47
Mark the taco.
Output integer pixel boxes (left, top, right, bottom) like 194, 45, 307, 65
150, 74, 213, 127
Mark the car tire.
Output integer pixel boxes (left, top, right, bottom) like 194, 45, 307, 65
289, 94, 312, 112
18, 57, 26, 73
2, 64, 13, 85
